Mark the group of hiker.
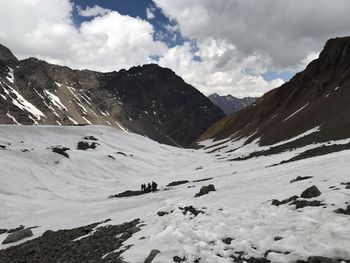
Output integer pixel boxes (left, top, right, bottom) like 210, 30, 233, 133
141, 181, 158, 193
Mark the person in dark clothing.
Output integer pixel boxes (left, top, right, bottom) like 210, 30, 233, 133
141, 184, 145, 192
147, 183, 152, 192
151, 181, 158, 192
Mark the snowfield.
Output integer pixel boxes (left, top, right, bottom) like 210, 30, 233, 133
0, 125, 349, 262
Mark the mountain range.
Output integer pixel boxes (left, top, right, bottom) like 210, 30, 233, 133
0, 44, 224, 147
208, 93, 256, 115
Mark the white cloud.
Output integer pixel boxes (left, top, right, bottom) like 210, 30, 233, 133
158, 39, 284, 97
3, 0, 344, 97
0, 0, 167, 72
77, 5, 111, 17
153, 0, 350, 71
146, 7, 155, 20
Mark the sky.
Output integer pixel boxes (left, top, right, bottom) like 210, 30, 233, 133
1, 0, 350, 97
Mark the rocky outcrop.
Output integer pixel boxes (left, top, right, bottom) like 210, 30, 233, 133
194, 184, 216, 197
2, 229, 33, 244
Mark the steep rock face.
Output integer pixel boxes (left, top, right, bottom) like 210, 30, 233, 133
0, 45, 224, 147
199, 37, 350, 147
208, 93, 256, 115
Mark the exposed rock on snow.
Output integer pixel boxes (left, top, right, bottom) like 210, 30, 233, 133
51, 146, 70, 158
77, 141, 98, 150
290, 176, 313, 183
2, 229, 33, 244
194, 184, 216, 197
166, 180, 189, 187
300, 185, 322, 198
334, 205, 350, 215
144, 249, 161, 263
0, 218, 141, 262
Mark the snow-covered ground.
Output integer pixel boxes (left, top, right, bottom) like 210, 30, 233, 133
0, 125, 349, 262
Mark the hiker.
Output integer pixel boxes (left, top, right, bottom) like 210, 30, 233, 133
152, 181, 158, 192
141, 184, 145, 192
147, 183, 152, 192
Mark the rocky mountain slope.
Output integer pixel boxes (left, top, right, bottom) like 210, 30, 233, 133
208, 93, 256, 115
0, 44, 224, 147
200, 37, 350, 149
0, 125, 349, 262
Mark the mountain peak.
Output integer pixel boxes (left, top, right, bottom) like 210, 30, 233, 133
317, 36, 350, 72
0, 43, 18, 67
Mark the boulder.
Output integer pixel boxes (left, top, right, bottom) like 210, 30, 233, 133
2, 229, 33, 244
157, 211, 169, 217
195, 184, 216, 197
144, 249, 161, 263
300, 185, 321, 198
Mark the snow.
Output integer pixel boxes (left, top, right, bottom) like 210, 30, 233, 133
1, 82, 45, 120
43, 89, 67, 111
282, 103, 309, 123
67, 116, 78, 125
271, 126, 321, 147
82, 116, 92, 124
0, 125, 350, 262
6, 112, 20, 125
114, 121, 128, 132
6, 68, 14, 83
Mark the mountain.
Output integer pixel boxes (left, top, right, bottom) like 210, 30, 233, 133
208, 93, 256, 115
0, 44, 225, 147
199, 36, 350, 150
0, 125, 349, 262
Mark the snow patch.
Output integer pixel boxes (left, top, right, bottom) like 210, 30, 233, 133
282, 103, 309, 123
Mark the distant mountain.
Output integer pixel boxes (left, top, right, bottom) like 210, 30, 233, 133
0, 44, 225, 147
208, 93, 256, 115
199, 36, 350, 148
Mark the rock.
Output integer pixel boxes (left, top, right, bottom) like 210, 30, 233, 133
192, 177, 213, 183
83, 136, 98, 141
51, 146, 70, 158
7, 225, 25, 233
271, 199, 281, 206
334, 205, 350, 215
274, 236, 283, 241
127, 226, 141, 234
109, 190, 145, 198
195, 184, 216, 197
166, 180, 189, 187
181, 206, 204, 217
157, 211, 169, 217
144, 249, 161, 263
290, 176, 313, 183
173, 255, 186, 262
222, 237, 233, 244
77, 141, 97, 150
301, 185, 321, 198
0, 229, 7, 235
290, 200, 324, 209
271, 195, 299, 206
2, 229, 33, 244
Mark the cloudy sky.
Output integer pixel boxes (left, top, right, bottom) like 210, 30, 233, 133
1, 0, 350, 97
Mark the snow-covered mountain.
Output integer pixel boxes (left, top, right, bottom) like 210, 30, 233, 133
0, 44, 224, 147
0, 125, 349, 262
208, 93, 256, 115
